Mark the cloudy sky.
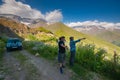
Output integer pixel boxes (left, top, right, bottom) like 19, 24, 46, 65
0, 0, 120, 26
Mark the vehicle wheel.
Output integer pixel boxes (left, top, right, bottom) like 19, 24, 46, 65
19, 47, 23, 50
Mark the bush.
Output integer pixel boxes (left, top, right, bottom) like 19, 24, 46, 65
0, 40, 5, 58
23, 41, 35, 49
23, 41, 58, 60
38, 27, 52, 33
37, 45, 58, 59
76, 44, 108, 71
72, 43, 120, 80
27, 34, 38, 41
0, 36, 8, 43
0, 40, 5, 69
76, 44, 96, 70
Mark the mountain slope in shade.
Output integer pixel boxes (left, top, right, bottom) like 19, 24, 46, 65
0, 17, 54, 41
0, 17, 29, 39
0, 24, 23, 39
28, 19, 47, 28
45, 22, 120, 57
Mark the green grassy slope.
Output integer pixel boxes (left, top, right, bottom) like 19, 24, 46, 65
95, 30, 120, 43
82, 29, 120, 47
45, 22, 120, 57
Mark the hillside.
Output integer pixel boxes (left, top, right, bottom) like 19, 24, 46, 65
0, 17, 55, 41
1, 17, 120, 57
93, 30, 120, 47
95, 30, 120, 42
45, 22, 120, 57
73, 26, 120, 47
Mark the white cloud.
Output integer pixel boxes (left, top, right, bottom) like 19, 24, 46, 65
0, 0, 44, 19
0, 0, 63, 23
65, 20, 120, 29
115, 23, 120, 27
45, 10, 63, 23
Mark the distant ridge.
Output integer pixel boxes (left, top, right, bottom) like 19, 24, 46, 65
0, 14, 47, 27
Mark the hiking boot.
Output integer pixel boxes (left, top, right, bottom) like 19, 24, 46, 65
60, 67, 63, 74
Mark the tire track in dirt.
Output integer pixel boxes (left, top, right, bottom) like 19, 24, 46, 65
3, 51, 27, 80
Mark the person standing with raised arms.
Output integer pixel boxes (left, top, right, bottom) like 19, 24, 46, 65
69, 37, 86, 66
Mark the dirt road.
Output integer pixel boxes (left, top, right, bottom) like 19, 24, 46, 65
2, 50, 74, 80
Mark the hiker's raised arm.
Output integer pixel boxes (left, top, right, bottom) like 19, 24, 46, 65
75, 39, 81, 43
80, 38, 86, 40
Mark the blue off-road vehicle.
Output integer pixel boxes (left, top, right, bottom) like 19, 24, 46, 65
6, 38, 23, 51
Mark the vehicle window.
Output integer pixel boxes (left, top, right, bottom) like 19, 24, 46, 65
8, 39, 20, 43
